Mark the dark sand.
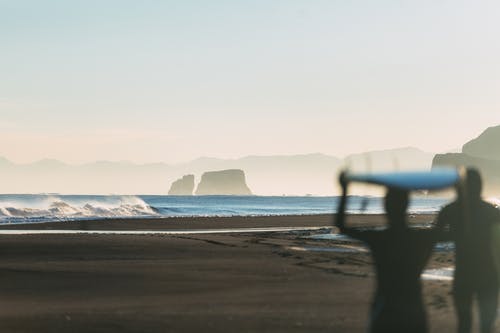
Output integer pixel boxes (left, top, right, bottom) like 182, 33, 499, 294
0, 214, 487, 332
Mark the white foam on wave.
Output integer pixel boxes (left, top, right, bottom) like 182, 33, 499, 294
0, 195, 158, 222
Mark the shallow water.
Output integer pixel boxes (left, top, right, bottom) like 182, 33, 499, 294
286, 245, 369, 253
309, 233, 455, 251
421, 267, 454, 281
301, 232, 455, 281
0, 226, 326, 235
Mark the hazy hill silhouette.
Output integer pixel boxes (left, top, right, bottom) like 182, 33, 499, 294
462, 125, 500, 160
433, 125, 500, 195
0, 148, 433, 195
345, 147, 434, 172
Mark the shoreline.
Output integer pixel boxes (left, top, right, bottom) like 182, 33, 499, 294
0, 213, 437, 230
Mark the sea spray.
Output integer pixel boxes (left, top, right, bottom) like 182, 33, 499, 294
0, 195, 158, 223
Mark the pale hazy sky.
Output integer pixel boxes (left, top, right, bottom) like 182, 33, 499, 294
1, 0, 499, 164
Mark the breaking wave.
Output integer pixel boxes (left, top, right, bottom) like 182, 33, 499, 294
0, 195, 158, 223
0, 194, 457, 224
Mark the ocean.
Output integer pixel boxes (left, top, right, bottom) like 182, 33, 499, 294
0, 194, 455, 224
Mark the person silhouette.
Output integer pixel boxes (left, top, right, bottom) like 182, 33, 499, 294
335, 172, 438, 333
437, 168, 500, 333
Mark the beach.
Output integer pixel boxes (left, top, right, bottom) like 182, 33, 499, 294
0, 214, 477, 332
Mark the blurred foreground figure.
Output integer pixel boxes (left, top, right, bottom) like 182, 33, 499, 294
335, 173, 438, 333
437, 168, 500, 333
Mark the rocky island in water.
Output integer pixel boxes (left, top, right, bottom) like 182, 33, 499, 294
195, 169, 252, 195
168, 175, 195, 195
169, 169, 252, 195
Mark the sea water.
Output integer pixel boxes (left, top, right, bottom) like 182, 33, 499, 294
0, 194, 454, 224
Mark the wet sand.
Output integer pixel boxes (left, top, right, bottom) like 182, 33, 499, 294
0, 214, 482, 332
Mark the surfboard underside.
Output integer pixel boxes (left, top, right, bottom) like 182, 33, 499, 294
345, 168, 460, 190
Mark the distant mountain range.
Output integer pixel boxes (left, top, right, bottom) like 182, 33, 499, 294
0, 147, 434, 195
5, 123, 499, 196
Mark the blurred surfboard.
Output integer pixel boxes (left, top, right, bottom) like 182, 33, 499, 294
345, 168, 461, 190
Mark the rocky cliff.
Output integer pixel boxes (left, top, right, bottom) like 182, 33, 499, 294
195, 169, 252, 195
432, 125, 500, 195
462, 125, 500, 160
168, 175, 195, 195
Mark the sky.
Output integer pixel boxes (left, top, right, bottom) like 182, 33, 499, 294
1, 0, 499, 164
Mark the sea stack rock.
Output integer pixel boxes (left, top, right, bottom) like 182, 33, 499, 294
168, 175, 195, 195
195, 169, 252, 195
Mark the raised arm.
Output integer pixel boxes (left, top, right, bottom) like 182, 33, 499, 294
334, 172, 378, 243
334, 171, 349, 233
